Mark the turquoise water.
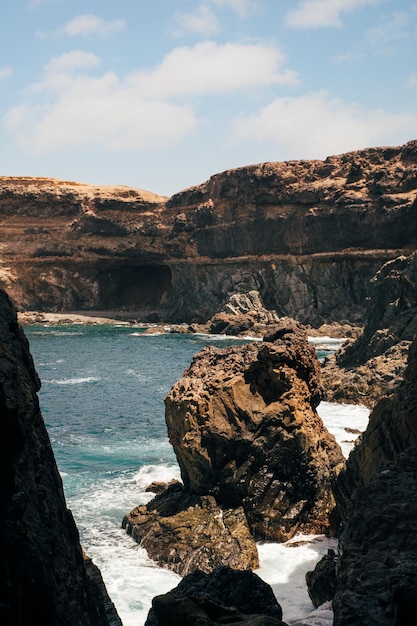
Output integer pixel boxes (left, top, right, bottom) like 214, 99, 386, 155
25, 325, 363, 626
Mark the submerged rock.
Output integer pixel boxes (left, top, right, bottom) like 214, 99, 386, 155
164, 319, 344, 541
122, 482, 258, 576
0, 288, 121, 626
145, 566, 287, 626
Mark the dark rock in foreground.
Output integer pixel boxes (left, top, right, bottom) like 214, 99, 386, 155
333, 446, 417, 626
0, 289, 121, 626
145, 566, 288, 626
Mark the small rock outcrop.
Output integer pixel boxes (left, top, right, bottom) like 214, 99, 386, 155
164, 320, 344, 542
207, 290, 280, 336
145, 566, 288, 626
122, 482, 258, 576
0, 288, 121, 626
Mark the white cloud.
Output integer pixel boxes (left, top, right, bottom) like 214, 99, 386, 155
4, 41, 295, 155
285, 0, 383, 29
210, 0, 253, 18
406, 73, 417, 89
173, 5, 220, 36
64, 14, 126, 38
172, 0, 254, 36
366, 11, 411, 55
131, 41, 299, 98
234, 91, 417, 157
0, 66, 13, 80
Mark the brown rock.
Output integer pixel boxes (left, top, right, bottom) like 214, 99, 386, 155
2, 141, 417, 324
122, 482, 258, 576
165, 320, 344, 541
0, 288, 121, 626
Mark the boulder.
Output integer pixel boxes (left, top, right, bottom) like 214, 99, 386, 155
122, 482, 258, 576
165, 319, 344, 541
0, 288, 121, 626
145, 566, 287, 626
305, 549, 337, 609
208, 291, 280, 336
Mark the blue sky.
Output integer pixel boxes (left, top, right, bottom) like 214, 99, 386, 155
1, 0, 417, 196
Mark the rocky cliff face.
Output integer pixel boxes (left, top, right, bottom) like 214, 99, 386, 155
322, 250, 417, 406
0, 288, 121, 626
2, 140, 417, 323
307, 337, 417, 624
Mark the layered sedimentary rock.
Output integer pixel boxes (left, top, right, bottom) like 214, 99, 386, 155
0, 288, 121, 626
2, 140, 417, 323
322, 251, 417, 405
164, 320, 344, 541
145, 566, 287, 626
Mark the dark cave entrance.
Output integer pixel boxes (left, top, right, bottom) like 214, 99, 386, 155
97, 264, 173, 313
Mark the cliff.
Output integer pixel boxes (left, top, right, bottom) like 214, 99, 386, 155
0, 288, 121, 626
1, 140, 417, 323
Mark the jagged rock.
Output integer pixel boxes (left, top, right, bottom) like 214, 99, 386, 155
145, 566, 287, 626
122, 482, 258, 576
321, 251, 417, 406
334, 337, 417, 522
1, 141, 417, 323
0, 289, 121, 626
305, 549, 337, 609
208, 290, 280, 336
333, 446, 417, 626
165, 319, 344, 541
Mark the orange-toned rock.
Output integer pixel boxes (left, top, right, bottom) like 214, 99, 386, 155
165, 320, 344, 541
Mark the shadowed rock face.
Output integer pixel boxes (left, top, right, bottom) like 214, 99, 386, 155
145, 566, 287, 626
321, 251, 417, 406
1, 140, 417, 323
164, 320, 344, 541
0, 289, 121, 626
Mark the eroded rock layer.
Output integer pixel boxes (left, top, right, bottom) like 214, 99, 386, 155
0, 288, 121, 626
2, 140, 417, 323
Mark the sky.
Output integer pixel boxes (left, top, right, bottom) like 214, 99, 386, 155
1, 0, 417, 196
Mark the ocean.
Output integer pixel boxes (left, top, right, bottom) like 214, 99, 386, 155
24, 324, 369, 626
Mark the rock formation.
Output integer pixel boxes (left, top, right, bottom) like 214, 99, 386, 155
145, 566, 287, 626
122, 482, 258, 576
0, 288, 121, 626
164, 320, 344, 542
206, 290, 280, 336
322, 251, 417, 406
1, 140, 417, 324
307, 337, 417, 624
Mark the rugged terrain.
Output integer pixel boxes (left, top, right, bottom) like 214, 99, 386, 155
0, 288, 121, 626
2, 140, 417, 324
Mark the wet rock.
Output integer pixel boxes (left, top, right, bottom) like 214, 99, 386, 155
122, 482, 258, 576
145, 566, 287, 626
305, 549, 337, 608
